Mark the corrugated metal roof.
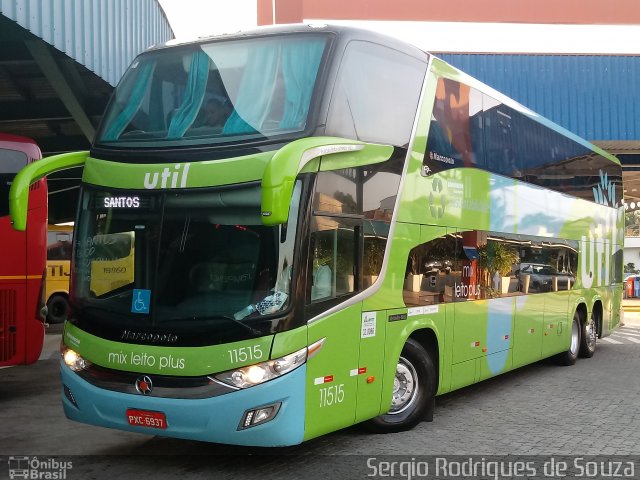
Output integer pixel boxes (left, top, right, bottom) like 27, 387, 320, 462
436, 53, 640, 143
0, 0, 174, 86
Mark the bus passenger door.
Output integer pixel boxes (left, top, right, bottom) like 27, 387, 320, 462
305, 303, 360, 440
304, 216, 361, 440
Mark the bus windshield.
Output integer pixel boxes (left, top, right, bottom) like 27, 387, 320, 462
96, 34, 328, 149
0, 148, 28, 216
72, 183, 301, 340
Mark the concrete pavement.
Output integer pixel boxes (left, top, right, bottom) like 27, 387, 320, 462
622, 299, 640, 326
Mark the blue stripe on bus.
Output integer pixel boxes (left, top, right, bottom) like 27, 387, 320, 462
60, 362, 306, 447
486, 297, 513, 375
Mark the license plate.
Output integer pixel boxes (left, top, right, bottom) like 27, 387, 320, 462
126, 409, 167, 429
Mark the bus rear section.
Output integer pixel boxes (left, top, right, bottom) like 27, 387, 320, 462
0, 134, 46, 366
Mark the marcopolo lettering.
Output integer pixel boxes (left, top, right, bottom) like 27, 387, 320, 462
121, 330, 178, 344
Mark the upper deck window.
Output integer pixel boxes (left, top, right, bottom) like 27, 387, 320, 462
326, 41, 427, 147
96, 34, 328, 149
423, 76, 622, 206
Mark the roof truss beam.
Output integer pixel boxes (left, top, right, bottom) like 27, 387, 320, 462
25, 39, 95, 142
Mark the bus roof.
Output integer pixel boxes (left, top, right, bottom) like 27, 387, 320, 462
0, 133, 42, 161
150, 23, 428, 61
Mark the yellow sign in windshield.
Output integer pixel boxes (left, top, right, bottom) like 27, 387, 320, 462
89, 232, 135, 297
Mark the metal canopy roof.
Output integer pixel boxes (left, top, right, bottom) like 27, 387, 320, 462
0, 0, 173, 222
0, 0, 173, 156
437, 53, 640, 155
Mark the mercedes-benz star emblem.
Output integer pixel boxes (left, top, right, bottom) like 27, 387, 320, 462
135, 375, 153, 395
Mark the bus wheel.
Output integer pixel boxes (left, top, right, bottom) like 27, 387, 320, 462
579, 311, 598, 358
556, 311, 581, 366
47, 294, 69, 324
365, 339, 436, 433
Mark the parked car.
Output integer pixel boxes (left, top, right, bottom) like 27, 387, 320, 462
518, 263, 574, 292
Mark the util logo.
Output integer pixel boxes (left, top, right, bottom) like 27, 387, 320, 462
582, 169, 622, 288
143, 163, 191, 189
580, 216, 618, 289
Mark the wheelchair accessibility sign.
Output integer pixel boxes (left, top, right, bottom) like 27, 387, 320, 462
131, 289, 151, 314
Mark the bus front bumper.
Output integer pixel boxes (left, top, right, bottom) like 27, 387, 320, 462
60, 361, 306, 447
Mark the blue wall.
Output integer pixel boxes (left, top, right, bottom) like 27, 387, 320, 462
437, 54, 640, 143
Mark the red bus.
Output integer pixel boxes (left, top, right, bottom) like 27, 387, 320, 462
0, 134, 47, 366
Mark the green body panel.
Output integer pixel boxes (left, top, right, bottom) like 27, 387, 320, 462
271, 325, 308, 359
261, 136, 393, 225
512, 296, 544, 369
609, 287, 623, 332
82, 153, 272, 189
64, 322, 274, 376
439, 303, 455, 393
452, 300, 490, 364
398, 166, 619, 244
450, 358, 478, 392
354, 308, 387, 422
542, 291, 571, 357
9, 151, 88, 230
304, 304, 361, 441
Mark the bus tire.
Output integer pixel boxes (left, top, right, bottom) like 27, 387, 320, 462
579, 310, 598, 358
46, 294, 69, 324
365, 338, 436, 433
556, 311, 581, 366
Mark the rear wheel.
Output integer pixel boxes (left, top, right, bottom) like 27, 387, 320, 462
365, 339, 436, 433
46, 294, 69, 324
579, 310, 598, 358
556, 311, 581, 366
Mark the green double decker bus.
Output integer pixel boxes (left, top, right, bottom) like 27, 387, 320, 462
10, 24, 623, 446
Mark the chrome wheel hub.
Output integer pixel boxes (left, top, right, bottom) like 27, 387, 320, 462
389, 358, 418, 415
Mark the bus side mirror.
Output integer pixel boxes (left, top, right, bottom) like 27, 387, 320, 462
10, 151, 89, 231
261, 137, 393, 226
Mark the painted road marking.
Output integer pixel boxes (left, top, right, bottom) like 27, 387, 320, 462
601, 337, 623, 344
620, 329, 640, 335
617, 335, 640, 344
616, 331, 640, 338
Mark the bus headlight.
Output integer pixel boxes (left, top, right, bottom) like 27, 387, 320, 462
61, 346, 92, 372
215, 346, 307, 389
